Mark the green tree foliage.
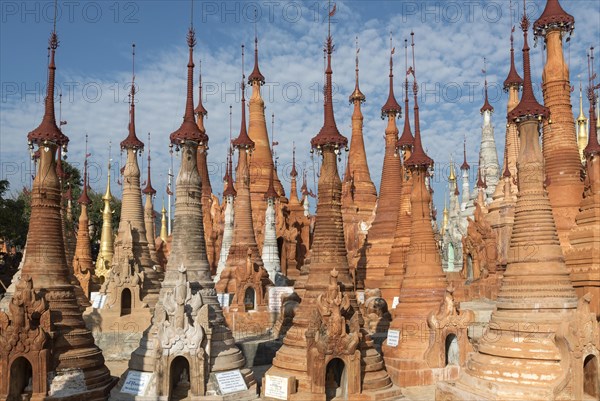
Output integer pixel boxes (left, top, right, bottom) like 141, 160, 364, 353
1, 160, 123, 248
0, 180, 29, 248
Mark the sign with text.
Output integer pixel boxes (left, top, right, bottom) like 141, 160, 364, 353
264, 374, 291, 400
387, 329, 400, 347
217, 293, 230, 308
268, 286, 295, 312
90, 292, 107, 309
215, 369, 247, 395
121, 371, 152, 395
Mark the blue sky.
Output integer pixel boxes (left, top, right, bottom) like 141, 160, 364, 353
1, 0, 599, 217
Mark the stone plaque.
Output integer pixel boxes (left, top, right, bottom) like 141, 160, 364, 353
268, 286, 294, 312
215, 369, 247, 395
391, 296, 400, 309
90, 292, 106, 309
264, 374, 295, 400
387, 329, 400, 347
217, 293, 230, 308
356, 291, 365, 304
121, 370, 152, 395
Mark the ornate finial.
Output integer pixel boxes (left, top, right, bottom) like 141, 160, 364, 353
143, 132, 156, 195
381, 31, 402, 118
461, 136, 470, 170
78, 134, 91, 205
232, 45, 254, 150
121, 43, 144, 150
170, 17, 206, 145
504, 25, 524, 90
508, 0, 549, 122
248, 9, 265, 85
405, 31, 433, 169
291, 142, 298, 178
349, 36, 365, 103
188, 0, 196, 47
27, 0, 68, 149
195, 59, 208, 117
310, 3, 347, 151
398, 37, 414, 149
584, 46, 600, 157
480, 57, 494, 113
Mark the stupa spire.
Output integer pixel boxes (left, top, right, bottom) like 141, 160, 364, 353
348, 36, 365, 103
480, 57, 494, 113
27, 7, 68, 150
397, 38, 414, 149
381, 32, 402, 118
461, 138, 470, 170
194, 59, 208, 121
504, 25, 524, 89
248, 11, 265, 85
406, 32, 433, 168
170, 25, 207, 146
363, 31, 404, 289
584, 47, 600, 157
310, 3, 347, 150
95, 145, 114, 282
142, 132, 156, 195
508, 3, 550, 122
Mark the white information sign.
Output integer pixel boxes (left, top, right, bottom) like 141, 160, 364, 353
387, 329, 400, 347
391, 296, 400, 309
217, 293, 230, 308
215, 369, 247, 395
356, 291, 365, 304
268, 286, 295, 312
264, 374, 289, 400
121, 370, 152, 395
90, 292, 107, 309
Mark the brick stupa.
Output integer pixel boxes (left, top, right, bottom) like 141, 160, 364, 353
485, 28, 522, 271
534, 0, 584, 252
262, 11, 401, 400
72, 156, 93, 299
216, 46, 267, 298
93, 45, 163, 360
342, 38, 377, 272
246, 31, 286, 251
382, 33, 472, 387
0, 26, 115, 400
362, 34, 403, 291
119, 26, 257, 400
380, 39, 415, 305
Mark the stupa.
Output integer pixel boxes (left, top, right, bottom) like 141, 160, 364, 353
0, 21, 115, 400
382, 32, 473, 387
362, 34, 403, 291
92, 44, 163, 360
533, 0, 584, 251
